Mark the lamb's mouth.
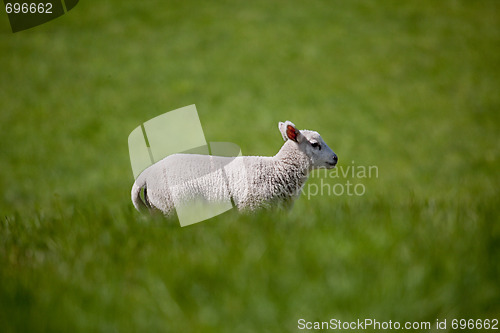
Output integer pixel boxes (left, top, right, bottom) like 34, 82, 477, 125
326, 161, 337, 167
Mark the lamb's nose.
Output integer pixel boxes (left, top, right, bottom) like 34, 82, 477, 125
333, 154, 338, 164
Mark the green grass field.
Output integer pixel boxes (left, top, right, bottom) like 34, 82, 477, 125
1, 1, 499, 332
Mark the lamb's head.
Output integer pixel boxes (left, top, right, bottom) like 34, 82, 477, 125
278, 121, 338, 169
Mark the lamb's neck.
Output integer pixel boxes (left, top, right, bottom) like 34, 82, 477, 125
273, 141, 311, 182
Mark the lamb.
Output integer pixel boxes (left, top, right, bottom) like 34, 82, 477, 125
131, 121, 338, 218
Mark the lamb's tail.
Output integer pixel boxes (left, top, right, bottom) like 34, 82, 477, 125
131, 175, 148, 212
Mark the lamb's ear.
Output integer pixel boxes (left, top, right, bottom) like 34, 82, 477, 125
279, 121, 302, 142
278, 122, 288, 141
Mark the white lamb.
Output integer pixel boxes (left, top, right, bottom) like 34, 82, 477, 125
131, 121, 338, 216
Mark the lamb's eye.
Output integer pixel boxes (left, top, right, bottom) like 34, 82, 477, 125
311, 142, 321, 150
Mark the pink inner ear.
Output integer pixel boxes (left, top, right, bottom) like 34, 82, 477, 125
286, 125, 297, 142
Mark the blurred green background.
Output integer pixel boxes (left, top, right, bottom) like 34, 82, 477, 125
1, 0, 499, 332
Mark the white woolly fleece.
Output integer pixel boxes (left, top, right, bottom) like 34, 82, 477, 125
131, 122, 337, 216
